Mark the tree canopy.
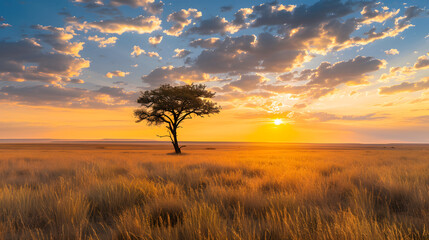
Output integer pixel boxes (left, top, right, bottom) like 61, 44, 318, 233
134, 84, 220, 153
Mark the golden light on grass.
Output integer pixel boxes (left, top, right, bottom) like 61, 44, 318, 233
273, 118, 283, 125
1, 143, 428, 239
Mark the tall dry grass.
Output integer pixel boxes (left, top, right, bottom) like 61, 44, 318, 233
0, 143, 428, 239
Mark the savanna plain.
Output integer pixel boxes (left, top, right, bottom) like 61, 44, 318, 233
0, 143, 428, 240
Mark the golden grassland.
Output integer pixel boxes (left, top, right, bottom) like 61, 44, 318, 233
0, 143, 428, 240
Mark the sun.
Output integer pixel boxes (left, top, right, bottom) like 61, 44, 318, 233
273, 119, 283, 125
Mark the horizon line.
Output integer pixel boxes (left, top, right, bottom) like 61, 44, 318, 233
0, 139, 428, 145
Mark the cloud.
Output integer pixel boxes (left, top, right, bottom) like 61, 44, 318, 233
173, 48, 191, 58
131, 45, 145, 57
409, 115, 429, 124
244, 1, 348, 29
189, 38, 221, 48
182, 1, 420, 76
226, 1, 419, 52
379, 53, 429, 82
71, 0, 121, 16
69, 78, 85, 84
385, 49, 399, 55
110, 0, 151, 7
145, 51, 161, 59
227, 74, 267, 91
73, 15, 161, 34
192, 33, 307, 74
0, 23, 11, 28
105, 70, 129, 78
232, 8, 253, 26
220, 5, 233, 12
359, 4, 399, 24
378, 66, 415, 82
414, 53, 429, 69
186, 16, 240, 35
288, 111, 386, 122
144, 1, 164, 15
213, 90, 275, 102
0, 84, 138, 108
33, 25, 84, 57
379, 77, 429, 95
72, 0, 163, 15
141, 66, 212, 87
135, 0, 423, 99
148, 35, 162, 45
163, 8, 201, 36
0, 38, 90, 84
395, 6, 424, 28
110, 0, 164, 14
87, 35, 118, 47
264, 56, 385, 100
303, 56, 385, 87
131, 46, 161, 59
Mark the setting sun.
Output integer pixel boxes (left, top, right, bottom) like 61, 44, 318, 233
274, 119, 283, 125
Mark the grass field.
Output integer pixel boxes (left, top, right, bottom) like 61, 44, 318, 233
0, 143, 428, 239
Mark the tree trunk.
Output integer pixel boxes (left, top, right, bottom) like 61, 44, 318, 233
171, 128, 181, 154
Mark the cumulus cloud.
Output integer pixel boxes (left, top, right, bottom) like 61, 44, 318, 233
378, 66, 415, 82
186, 16, 240, 35
414, 53, 429, 69
0, 23, 11, 28
243, 1, 347, 29
379, 77, 429, 95
136, 0, 423, 97
141, 66, 212, 87
303, 56, 385, 86
230, 1, 419, 52
73, 15, 161, 34
232, 8, 253, 26
173, 48, 191, 58
264, 56, 385, 100
131, 45, 145, 57
69, 78, 85, 84
189, 38, 221, 48
0, 38, 90, 84
379, 53, 429, 82
148, 35, 162, 45
105, 70, 129, 78
131, 46, 161, 59
227, 74, 267, 91
0, 84, 138, 108
192, 34, 307, 74
87, 35, 117, 47
110, 0, 164, 14
33, 25, 84, 57
385, 49, 399, 55
182, 2, 421, 76
164, 8, 202, 36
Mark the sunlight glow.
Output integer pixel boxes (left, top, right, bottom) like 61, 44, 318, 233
274, 119, 283, 125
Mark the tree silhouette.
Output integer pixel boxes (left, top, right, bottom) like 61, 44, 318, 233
134, 84, 220, 154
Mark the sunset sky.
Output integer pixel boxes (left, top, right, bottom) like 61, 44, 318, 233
0, 0, 428, 143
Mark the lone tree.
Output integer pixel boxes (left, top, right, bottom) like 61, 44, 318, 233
134, 84, 220, 154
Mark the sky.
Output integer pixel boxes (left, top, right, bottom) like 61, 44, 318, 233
0, 0, 428, 143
